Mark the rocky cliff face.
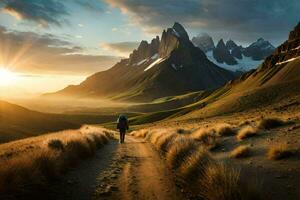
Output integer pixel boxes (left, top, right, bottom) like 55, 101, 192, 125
231, 46, 243, 59
213, 39, 237, 65
261, 22, 300, 70
225, 39, 238, 50
191, 33, 215, 52
129, 36, 160, 65
158, 22, 191, 58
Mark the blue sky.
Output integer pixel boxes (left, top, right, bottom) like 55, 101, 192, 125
0, 0, 299, 94
0, 0, 148, 56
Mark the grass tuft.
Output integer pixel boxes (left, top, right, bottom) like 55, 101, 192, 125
237, 126, 258, 140
155, 133, 178, 153
215, 124, 236, 136
166, 137, 198, 169
176, 128, 190, 134
230, 145, 251, 158
267, 144, 295, 160
191, 128, 219, 150
199, 163, 261, 200
48, 139, 64, 151
238, 120, 251, 127
199, 163, 240, 200
258, 118, 285, 130
179, 147, 212, 182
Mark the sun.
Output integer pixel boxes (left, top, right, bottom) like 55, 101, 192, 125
0, 68, 17, 86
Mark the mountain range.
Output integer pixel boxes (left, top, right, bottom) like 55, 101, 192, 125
47, 23, 236, 101
192, 34, 275, 72
180, 21, 300, 118
129, 21, 300, 123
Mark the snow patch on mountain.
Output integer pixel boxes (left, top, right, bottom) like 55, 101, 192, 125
172, 28, 180, 37
171, 63, 183, 71
151, 53, 159, 59
137, 59, 148, 65
144, 58, 165, 71
275, 56, 300, 65
206, 50, 262, 72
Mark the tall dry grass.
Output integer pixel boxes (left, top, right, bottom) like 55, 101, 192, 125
132, 128, 261, 200
267, 143, 296, 160
215, 123, 236, 136
258, 118, 286, 129
166, 137, 198, 169
230, 145, 251, 158
199, 163, 261, 200
0, 126, 114, 199
237, 126, 259, 140
191, 128, 219, 150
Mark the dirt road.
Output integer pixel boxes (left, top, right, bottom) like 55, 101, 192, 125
51, 135, 184, 200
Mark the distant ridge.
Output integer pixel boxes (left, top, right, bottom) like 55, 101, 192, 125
0, 100, 80, 143
192, 34, 275, 72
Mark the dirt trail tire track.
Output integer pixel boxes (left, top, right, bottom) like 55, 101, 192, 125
95, 136, 184, 200
52, 134, 184, 200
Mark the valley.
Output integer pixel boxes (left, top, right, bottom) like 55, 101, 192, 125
0, 10, 299, 200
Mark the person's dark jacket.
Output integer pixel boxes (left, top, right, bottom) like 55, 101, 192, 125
117, 116, 129, 132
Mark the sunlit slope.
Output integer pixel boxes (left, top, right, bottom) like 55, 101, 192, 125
0, 100, 80, 143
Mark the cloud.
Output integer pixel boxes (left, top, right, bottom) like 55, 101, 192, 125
101, 41, 140, 56
0, 0, 69, 27
105, 0, 300, 44
0, 26, 121, 75
75, 0, 104, 12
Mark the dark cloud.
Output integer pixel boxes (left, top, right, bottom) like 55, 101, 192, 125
1, 0, 68, 27
101, 41, 140, 56
75, 0, 104, 12
106, 0, 300, 44
0, 26, 121, 74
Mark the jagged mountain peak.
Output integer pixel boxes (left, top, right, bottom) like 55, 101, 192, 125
159, 22, 192, 57
128, 37, 160, 65
191, 33, 215, 52
249, 38, 274, 49
172, 22, 189, 40
226, 39, 238, 50
257, 37, 265, 42
216, 39, 226, 48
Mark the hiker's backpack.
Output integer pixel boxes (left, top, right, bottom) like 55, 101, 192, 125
117, 116, 128, 130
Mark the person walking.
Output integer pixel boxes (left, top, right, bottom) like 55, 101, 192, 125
117, 114, 129, 143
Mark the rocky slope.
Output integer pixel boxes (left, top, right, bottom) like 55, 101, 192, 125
47, 23, 236, 102
213, 39, 237, 65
